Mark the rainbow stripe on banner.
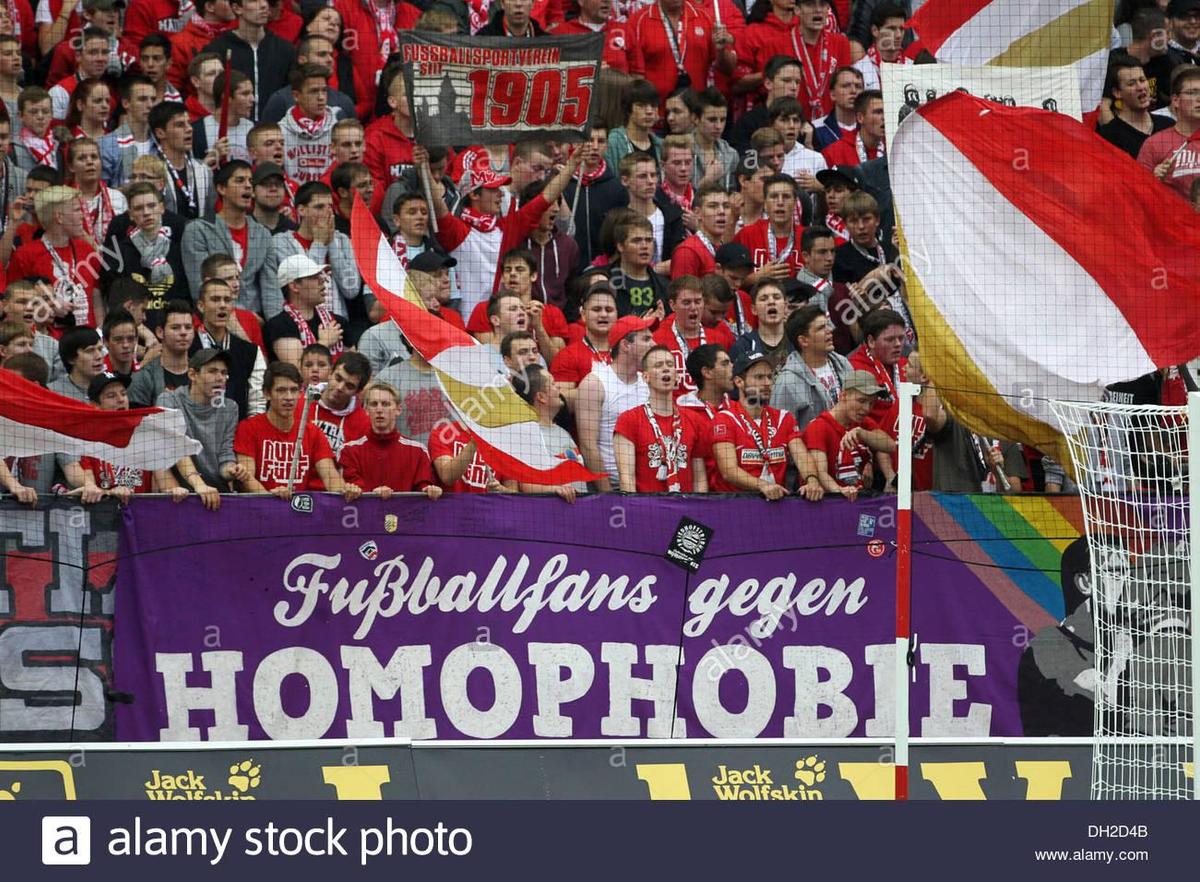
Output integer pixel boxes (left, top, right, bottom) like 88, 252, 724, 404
915, 493, 1085, 629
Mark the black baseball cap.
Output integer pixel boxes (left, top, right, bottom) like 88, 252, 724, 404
715, 242, 753, 269
1168, 0, 1200, 16
816, 164, 864, 191
189, 348, 233, 371
251, 162, 286, 186
87, 371, 130, 402
409, 251, 457, 272
732, 351, 769, 377
782, 279, 820, 305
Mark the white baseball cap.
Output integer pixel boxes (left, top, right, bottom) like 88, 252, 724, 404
278, 254, 326, 289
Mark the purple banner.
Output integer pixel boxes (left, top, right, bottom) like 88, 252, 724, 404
114, 496, 1030, 741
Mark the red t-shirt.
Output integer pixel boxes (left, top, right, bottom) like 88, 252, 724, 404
339, 431, 434, 492
670, 233, 718, 279
550, 338, 611, 384
709, 402, 798, 490
228, 223, 250, 268
822, 131, 884, 168
614, 404, 707, 492
434, 307, 466, 330
310, 399, 371, 459
627, 3, 718, 113
802, 410, 875, 488
911, 401, 935, 493
653, 316, 736, 397
78, 458, 153, 494
795, 29, 852, 119
6, 238, 97, 327
233, 413, 335, 491
678, 392, 729, 488
466, 299, 570, 340
848, 345, 905, 436
427, 422, 505, 493
734, 219, 807, 277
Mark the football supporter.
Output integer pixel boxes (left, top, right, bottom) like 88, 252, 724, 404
388, 190, 437, 271
735, 172, 806, 280
1138, 66, 1200, 199
375, 342, 454, 446
476, 0, 547, 37
193, 278, 265, 417
148, 101, 213, 220
773, 98, 827, 187
791, 0, 852, 119
814, 163, 859, 243
139, 33, 183, 104
576, 314, 654, 490
64, 78, 111, 142
203, 0, 296, 119
272, 181, 361, 319
129, 299, 195, 406
802, 369, 887, 500
280, 64, 339, 184
771, 304, 851, 431
468, 249, 568, 358
822, 89, 886, 167
796, 225, 837, 310
522, 181, 581, 311
618, 153, 685, 274
653, 275, 735, 396
100, 308, 138, 377
251, 162, 298, 235
691, 88, 739, 190
614, 345, 708, 493
729, 280, 793, 372
659, 134, 696, 218
64, 138, 126, 244
679, 343, 733, 489
7, 186, 102, 327
550, 285, 618, 399
338, 382, 442, 499
1097, 58, 1174, 158
550, 0, 628, 69
429, 419, 515, 494
47, 26, 110, 121
671, 183, 731, 279
181, 160, 278, 315
848, 307, 906, 432
192, 68, 256, 164
604, 78, 663, 172
812, 66, 864, 150
234, 361, 359, 498
514, 364, 586, 501
48, 325, 105, 402
0, 322, 34, 361
300, 343, 332, 388
358, 251, 460, 374
264, 253, 345, 365
262, 34, 357, 123
363, 67, 415, 212
711, 351, 822, 500
167, 0, 236, 95
80, 371, 184, 503
184, 51, 222, 120
852, 4, 911, 91
729, 55, 803, 155
609, 212, 671, 317
501, 331, 541, 377
99, 74, 158, 186
309, 350, 371, 457
560, 126, 625, 268
12, 86, 55, 172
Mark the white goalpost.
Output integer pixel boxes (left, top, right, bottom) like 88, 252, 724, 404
1049, 394, 1199, 800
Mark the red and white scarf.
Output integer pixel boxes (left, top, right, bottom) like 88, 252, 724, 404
579, 158, 608, 187
826, 211, 848, 242
19, 127, 57, 168
80, 185, 115, 242
390, 233, 411, 269
363, 0, 398, 63
188, 13, 224, 40
662, 181, 693, 211
283, 301, 343, 357
289, 105, 334, 138
460, 206, 499, 233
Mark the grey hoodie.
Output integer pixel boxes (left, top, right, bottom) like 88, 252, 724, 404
156, 388, 239, 490
770, 350, 852, 432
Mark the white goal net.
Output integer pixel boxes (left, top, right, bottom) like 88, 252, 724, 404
1050, 398, 1197, 800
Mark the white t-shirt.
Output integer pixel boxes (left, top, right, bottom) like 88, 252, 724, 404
35, 0, 82, 24
648, 206, 665, 265
814, 361, 840, 401
782, 142, 828, 180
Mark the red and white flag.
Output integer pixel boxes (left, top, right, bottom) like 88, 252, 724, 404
893, 91, 1200, 464
350, 194, 600, 486
908, 0, 1114, 112
0, 371, 201, 469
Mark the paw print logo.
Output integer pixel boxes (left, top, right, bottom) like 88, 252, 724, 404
794, 756, 826, 789
228, 760, 261, 793
0, 781, 20, 800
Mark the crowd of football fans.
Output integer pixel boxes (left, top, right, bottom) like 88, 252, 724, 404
0, 0, 1194, 503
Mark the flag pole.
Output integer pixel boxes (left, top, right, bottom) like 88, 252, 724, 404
217, 49, 232, 145
286, 385, 319, 495
421, 162, 440, 234
895, 380, 919, 802
567, 131, 589, 239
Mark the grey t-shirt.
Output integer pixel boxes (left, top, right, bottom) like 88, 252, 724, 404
156, 388, 239, 490
48, 374, 89, 403
375, 360, 452, 446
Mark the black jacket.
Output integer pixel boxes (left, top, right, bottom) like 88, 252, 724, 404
652, 189, 687, 260
101, 211, 190, 310
203, 30, 297, 118
563, 162, 628, 266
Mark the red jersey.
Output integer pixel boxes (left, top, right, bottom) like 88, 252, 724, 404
266, 2, 303, 42
7, 238, 97, 327
466, 298, 570, 340
233, 413, 335, 491
626, 2, 719, 113
124, 0, 192, 47
734, 219, 806, 277
848, 344, 905, 436
550, 338, 611, 385
614, 403, 707, 492
653, 315, 736, 396
78, 458, 153, 494
802, 410, 875, 488
670, 232, 719, 279
794, 28, 852, 120
822, 131, 885, 168
734, 13, 806, 80
911, 401, 934, 493
428, 422, 504, 493
363, 115, 415, 215
551, 19, 629, 71
677, 390, 729, 488
339, 430, 435, 492
434, 306, 467, 331
310, 399, 371, 459
709, 401, 798, 490
166, 18, 236, 95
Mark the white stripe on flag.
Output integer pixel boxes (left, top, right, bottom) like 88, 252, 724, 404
939, 0, 1096, 64
893, 111, 1156, 404
0, 409, 201, 470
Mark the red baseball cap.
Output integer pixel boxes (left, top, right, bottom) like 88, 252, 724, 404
463, 151, 512, 191
608, 314, 655, 346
